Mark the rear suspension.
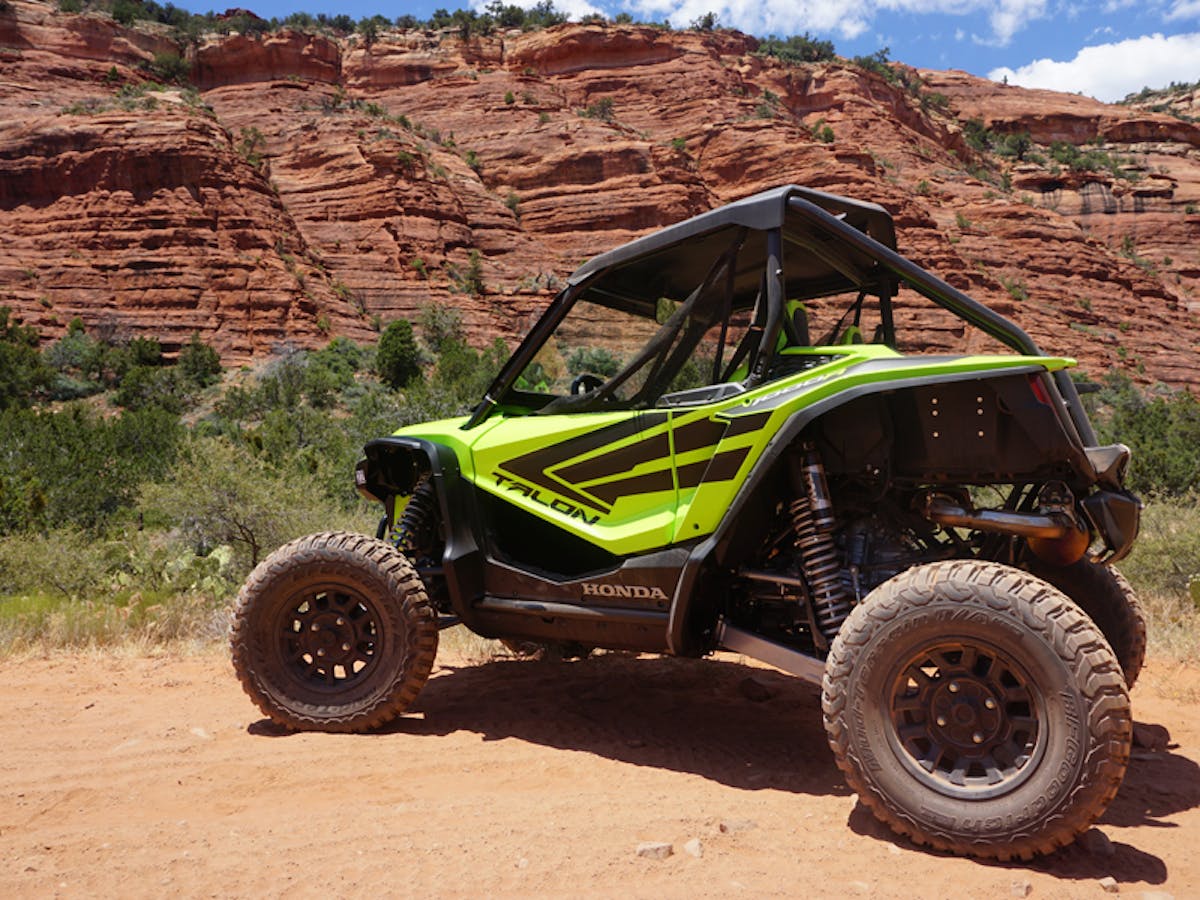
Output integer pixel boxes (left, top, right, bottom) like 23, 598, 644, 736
790, 444, 852, 644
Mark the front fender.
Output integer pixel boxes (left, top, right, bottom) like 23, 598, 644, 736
356, 437, 485, 618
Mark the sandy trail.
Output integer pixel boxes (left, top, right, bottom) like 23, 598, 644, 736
1, 644, 1198, 898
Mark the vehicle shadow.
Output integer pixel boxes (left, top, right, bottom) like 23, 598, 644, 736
249, 652, 1193, 883
395, 652, 850, 798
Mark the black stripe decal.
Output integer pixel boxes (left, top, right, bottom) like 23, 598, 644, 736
677, 447, 751, 490
672, 417, 728, 454
721, 411, 772, 437
499, 413, 669, 513
557, 432, 671, 484
589, 469, 676, 505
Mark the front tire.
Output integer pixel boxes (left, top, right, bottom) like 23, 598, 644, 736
231, 531, 438, 733
822, 560, 1131, 860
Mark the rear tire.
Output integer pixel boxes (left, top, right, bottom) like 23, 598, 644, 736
1027, 558, 1146, 688
231, 531, 438, 733
822, 560, 1131, 860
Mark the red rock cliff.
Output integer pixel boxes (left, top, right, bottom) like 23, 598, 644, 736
1, 0, 1197, 387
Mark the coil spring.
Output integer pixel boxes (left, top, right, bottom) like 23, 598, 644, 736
792, 446, 851, 642
392, 478, 437, 556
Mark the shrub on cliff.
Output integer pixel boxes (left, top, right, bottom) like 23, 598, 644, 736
0, 307, 52, 410
376, 319, 422, 389
756, 33, 836, 64
147, 51, 190, 83
111, 0, 144, 26
179, 331, 222, 388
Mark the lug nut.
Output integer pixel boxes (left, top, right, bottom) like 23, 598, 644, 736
985, 698, 996, 710
972, 732, 984, 744
948, 682, 959, 693
342, 643, 351, 652
316, 648, 325, 657
936, 716, 947, 727
311, 623, 320, 631
336, 617, 345, 626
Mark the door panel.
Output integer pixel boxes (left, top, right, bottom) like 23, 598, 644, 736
469, 411, 678, 557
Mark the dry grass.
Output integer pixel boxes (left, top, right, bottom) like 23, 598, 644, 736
0, 591, 229, 657
1140, 589, 1200, 666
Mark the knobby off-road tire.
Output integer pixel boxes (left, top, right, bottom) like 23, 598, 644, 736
230, 531, 438, 733
1028, 558, 1146, 688
822, 560, 1131, 861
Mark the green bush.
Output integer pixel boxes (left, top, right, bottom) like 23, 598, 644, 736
1088, 373, 1200, 496
566, 346, 621, 377
1120, 498, 1200, 600
755, 33, 836, 64
0, 404, 182, 534
0, 307, 52, 409
148, 51, 191, 83
581, 97, 614, 121
111, 0, 145, 26
179, 330, 222, 387
115, 364, 183, 412
448, 250, 485, 296
851, 48, 898, 84
139, 436, 339, 574
376, 319, 422, 389
0, 528, 111, 601
419, 304, 464, 354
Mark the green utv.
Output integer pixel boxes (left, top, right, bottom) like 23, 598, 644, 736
232, 185, 1144, 860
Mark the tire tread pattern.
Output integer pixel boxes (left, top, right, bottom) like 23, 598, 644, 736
1028, 559, 1146, 688
230, 531, 438, 733
822, 560, 1131, 861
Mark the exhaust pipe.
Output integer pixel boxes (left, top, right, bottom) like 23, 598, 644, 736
923, 496, 1074, 540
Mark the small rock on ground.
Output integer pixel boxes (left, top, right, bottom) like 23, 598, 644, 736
1133, 723, 1171, 752
636, 842, 673, 860
1099, 876, 1119, 893
1011, 878, 1032, 897
1081, 828, 1116, 858
683, 838, 703, 858
719, 819, 758, 834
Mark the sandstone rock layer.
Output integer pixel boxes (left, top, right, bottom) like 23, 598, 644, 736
1, 0, 1198, 385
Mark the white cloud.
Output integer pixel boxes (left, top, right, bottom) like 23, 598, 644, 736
617, 1, 1046, 44
988, 31, 1200, 101
985, 0, 1048, 45
1166, 0, 1200, 20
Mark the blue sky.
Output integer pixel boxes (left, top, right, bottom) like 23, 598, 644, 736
172, 1, 1200, 101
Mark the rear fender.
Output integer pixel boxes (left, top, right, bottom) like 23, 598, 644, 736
666, 365, 1082, 655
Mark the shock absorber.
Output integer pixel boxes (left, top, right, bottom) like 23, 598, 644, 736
790, 443, 852, 644
392, 477, 438, 557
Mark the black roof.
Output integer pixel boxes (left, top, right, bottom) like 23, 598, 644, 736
566, 185, 899, 310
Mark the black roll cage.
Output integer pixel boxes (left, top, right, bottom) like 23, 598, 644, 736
465, 185, 1095, 445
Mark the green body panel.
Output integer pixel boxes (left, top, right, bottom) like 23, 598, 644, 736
394, 349, 1074, 557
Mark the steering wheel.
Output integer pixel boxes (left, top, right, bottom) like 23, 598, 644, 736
570, 373, 605, 396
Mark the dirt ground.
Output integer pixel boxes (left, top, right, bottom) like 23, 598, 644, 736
2, 640, 1198, 899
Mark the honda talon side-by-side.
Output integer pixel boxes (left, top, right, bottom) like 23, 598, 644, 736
231, 185, 1143, 860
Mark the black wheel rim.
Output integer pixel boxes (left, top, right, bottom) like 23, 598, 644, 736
275, 583, 385, 695
886, 639, 1047, 800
